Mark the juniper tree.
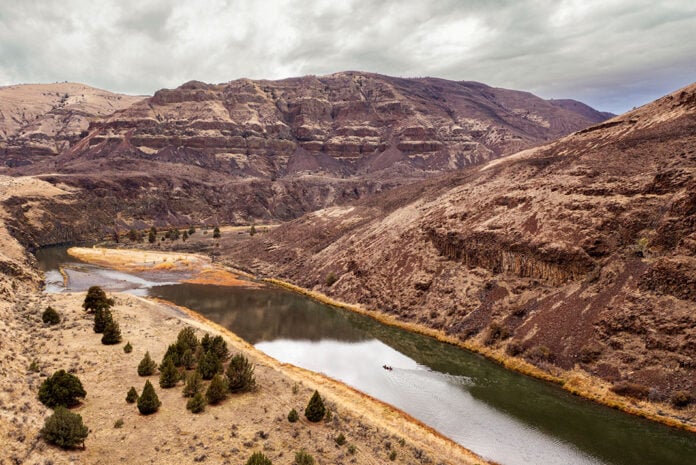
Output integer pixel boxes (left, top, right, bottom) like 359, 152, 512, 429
197, 350, 222, 380
181, 348, 196, 370
126, 386, 138, 403
226, 353, 256, 393
42, 306, 60, 325
82, 286, 113, 313
123, 342, 133, 353
93, 306, 112, 333
183, 371, 203, 398
287, 408, 299, 423
201, 334, 228, 361
205, 374, 229, 405
38, 370, 86, 408
148, 229, 156, 243
137, 380, 161, 415
137, 351, 157, 376
186, 392, 206, 413
41, 406, 88, 449
101, 319, 122, 345
177, 327, 199, 353
159, 357, 179, 388
213, 226, 221, 238
304, 390, 326, 422
162, 344, 182, 367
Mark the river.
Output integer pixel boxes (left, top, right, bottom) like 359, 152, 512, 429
36, 246, 696, 465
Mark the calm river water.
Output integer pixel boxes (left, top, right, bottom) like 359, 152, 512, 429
36, 247, 696, 465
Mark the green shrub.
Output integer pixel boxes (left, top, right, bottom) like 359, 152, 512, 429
38, 370, 86, 408
137, 351, 157, 376
347, 444, 356, 455
186, 392, 206, 414
304, 390, 326, 422
226, 353, 256, 393
101, 319, 122, 345
335, 432, 346, 446
159, 357, 179, 388
287, 408, 299, 423
126, 386, 138, 404
389, 450, 397, 461
114, 418, 124, 428
294, 449, 315, 465
41, 406, 88, 449
213, 227, 221, 238
42, 306, 60, 325
28, 359, 40, 372
245, 451, 272, 465
162, 344, 182, 367
205, 374, 229, 405
137, 380, 161, 415
123, 342, 133, 353
183, 371, 203, 398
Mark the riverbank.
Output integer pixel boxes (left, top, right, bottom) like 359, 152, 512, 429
264, 279, 696, 434
7, 247, 487, 465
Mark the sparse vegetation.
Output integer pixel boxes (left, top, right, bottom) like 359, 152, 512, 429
38, 370, 86, 408
325, 272, 337, 287
213, 226, 221, 238
305, 390, 326, 422
137, 351, 157, 376
137, 380, 161, 415
41, 406, 88, 449
670, 390, 693, 408
42, 306, 60, 325
389, 450, 397, 461
335, 432, 346, 446
484, 321, 510, 345
114, 418, 124, 428
579, 345, 603, 364
28, 359, 40, 372
610, 381, 650, 400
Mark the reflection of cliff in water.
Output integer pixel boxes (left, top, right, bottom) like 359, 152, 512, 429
149, 283, 367, 344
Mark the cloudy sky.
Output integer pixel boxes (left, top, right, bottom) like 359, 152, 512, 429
1, 0, 694, 114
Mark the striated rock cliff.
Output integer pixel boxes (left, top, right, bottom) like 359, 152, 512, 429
222, 82, 696, 404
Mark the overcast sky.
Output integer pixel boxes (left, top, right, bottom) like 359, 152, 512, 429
1, 0, 694, 114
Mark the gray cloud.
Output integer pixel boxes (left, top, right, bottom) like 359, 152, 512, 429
1, 0, 694, 113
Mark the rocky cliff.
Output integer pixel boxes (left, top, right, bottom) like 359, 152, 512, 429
222, 83, 696, 406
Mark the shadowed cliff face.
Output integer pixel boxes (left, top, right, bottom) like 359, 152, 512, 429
222, 83, 696, 399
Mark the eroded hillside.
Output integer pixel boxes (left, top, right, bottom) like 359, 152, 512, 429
221, 83, 696, 415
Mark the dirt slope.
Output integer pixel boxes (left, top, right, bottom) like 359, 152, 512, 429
220, 82, 696, 425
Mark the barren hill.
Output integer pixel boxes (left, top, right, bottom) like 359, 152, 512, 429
0, 83, 143, 166
221, 83, 696, 413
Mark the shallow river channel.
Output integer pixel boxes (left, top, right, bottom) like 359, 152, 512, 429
36, 246, 696, 465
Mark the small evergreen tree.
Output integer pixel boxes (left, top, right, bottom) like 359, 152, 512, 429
246, 451, 272, 465
182, 231, 188, 241
186, 392, 206, 413
137, 351, 157, 376
181, 348, 196, 370
148, 229, 156, 243
205, 374, 229, 405
183, 371, 203, 397
93, 306, 112, 333
38, 370, 86, 408
249, 224, 256, 236
82, 286, 113, 313
126, 386, 138, 403
287, 408, 299, 423
304, 390, 326, 422
42, 306, 60, 325
159, 357, 179, 388
188, 226, 195, 235
213, 226, 221, 238
137, 380, 161, 415
197, 350, 221, 380
226, 353, 256, 393
209, 335, 229, 361
177, 327, 199, 352
101, 319, 122, 345
41, 406, 88, 449
123, 342, 133, 353
162, 344, 182, 367
127, 229, 138, 242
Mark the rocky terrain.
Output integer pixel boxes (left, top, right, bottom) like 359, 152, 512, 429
0, 83, 143, 166
219, 83, 696, 423
1, 73, 610, 247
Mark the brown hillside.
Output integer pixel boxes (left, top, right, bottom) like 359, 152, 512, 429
220, 82, 696, 420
